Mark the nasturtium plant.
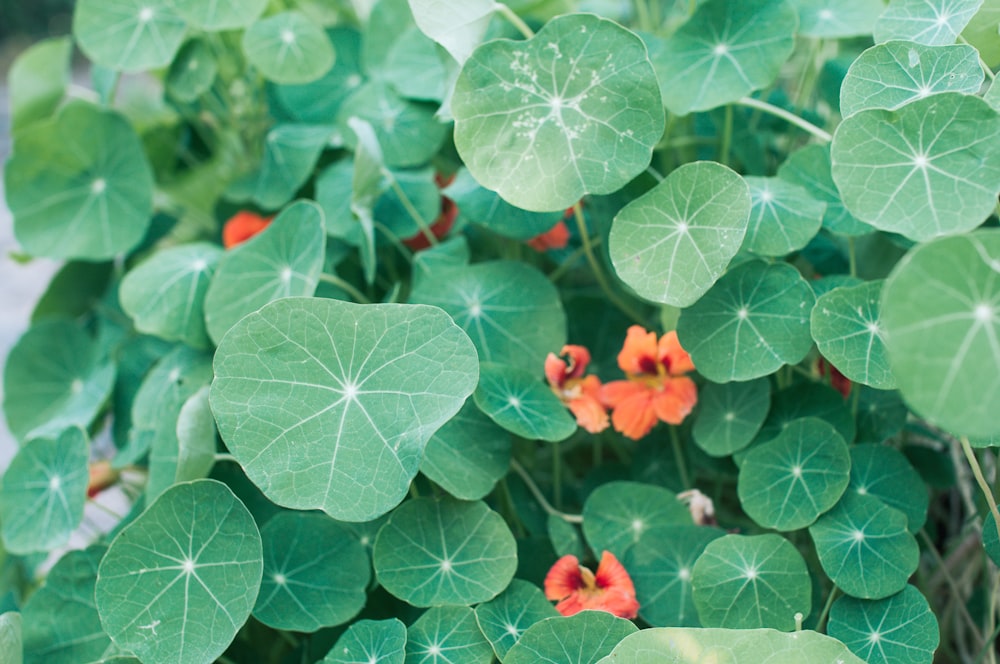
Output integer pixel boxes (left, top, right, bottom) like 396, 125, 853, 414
8, 0, 1000, 660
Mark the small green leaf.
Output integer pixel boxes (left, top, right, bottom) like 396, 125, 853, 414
172, 0, 267, 29
407, 0, 495, 64
322, 619, 407, 664
582, 481, 692, 558
828, 585, 940, 664
0, 612, 21, 664
692, 378, 770, 457
146, 385, 217, 502
373, 497, 517, 606
505, 613, 638, 664
243, 11, 335, 84
778, 143, 874, 236
406, 606, 494, 663
474, 363, 577, 442
31, 260, 113, 323
881, 231, 1000, 437
446, 169, 564, 241
254, 512, 369, 631
810, 491, 919, 599
8, 36, 71, 133
452, 13, 664, 211
754, 382, 856, 447
653, 0, 798, 115
474, 579, 560, 660
792, 0, 885, 37
211, 298, 479, 521
166, 39, 219, 104
610, 161, 751, 307
271, 28, 365, 124
831, 93, 1000, 242
232, 125, 335, 210
738, 418, 851, 531
382, 25, 448, 103
0, 427, 89, 554
623, 525, 725, 627
73, 0, 186, 71
692, 533, 812, 630
120, 243, 222, 349
849, 444, 928, 533
96, 480, 263, 664
5, 101, 154, 260
741, 177, 824, 257
676, 260, 816, 382
875, 0, 984, 46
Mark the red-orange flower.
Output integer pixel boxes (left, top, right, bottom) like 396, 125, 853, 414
403, 195, 458, 250
545, 345, 609, 433
599, 326, 697, 440
223, 211, 272, 248
817, 357, 851, 399
544, 551, 639, 619
527, 220, 570, 251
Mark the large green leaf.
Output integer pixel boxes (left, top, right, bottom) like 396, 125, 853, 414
322, 619, 407, 664
5, 101, 154, 260
792, 0, 885, 37
609, 161, 750, 307
741, 176, 824, 257
242, 11, 335, 84
96, 480, 263, 664
409, 261, 566, 371
0, 427, 88, 554
653, 0, 798, 115
828, 585, 940, 664
473, 363, 577, 442
474, 579, 559, 660
676, 260, 816, 382
840, 42, 983, 117
405, 606, 494, 663
407, 0, 494, 64
420, 400, 512, 500
881, 231, 1000, 437
811, 280, 896, 389
809, 491, 919, 599
504, 612, 638, 664
831, 93, 1000, 242
8, 36, 71, 133
211, 298, 479, 521
451, 13, 664, 211
120, 243, 222, 349
172, 0, 267, 29
373, 497, 516, 606
849, 444, 928, 532
582, 481, 692, 558
691, 533, 811, 630
253, 512, 369, 632
73, 0, 186, 71
778, 143, 873, 236
3, 320, 115, 443
0, 612, 21, 664
204, 201, 325, 345
692, 378, 770, 457
874, 0, 984, 45
738, 418, 851, 531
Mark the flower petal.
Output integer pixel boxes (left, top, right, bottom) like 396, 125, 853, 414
545, 352, 568, 388
567, 394, 610, 433
651, 376, 698, 425
560, 345, 592, 380
610, 389, 658, 440
659, 330, 695, 375
223, 211, 272, 248
594, 551, 637, 596
598, 379, 646, 408
527, 220, 570, 251
544, 554, 583, 601
618, 325, 658, 375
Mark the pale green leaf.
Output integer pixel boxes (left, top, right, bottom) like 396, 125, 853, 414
73, 0, 186, 71
741, 176, 824, 257
232, 125, 335, 210
875, 0, 984, 45
243, 12, 335, 84
473, 363, 577, 442
146, 385, 217, 502
420, 400, 512, 500
828, 585, 939, 664
405, 606, 493, 663
171, 0, 267, 29
778, 143, 874, 236
474, 579, 559, 660
166, 39, 218, 104
271, 28, 365, 124
792, 0, 885, 37
445, 169, 563, 240
0, 612, 21, 664
8, 36, 72, 133
582, 481, 692, 558
504, 613, 638, 664
407, 0, 496, 64
322, 619, 406, 664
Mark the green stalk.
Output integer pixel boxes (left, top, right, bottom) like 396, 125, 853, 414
668, 425, 692, 490
510, 459, 583, 524
386, 173, 438, 247
961, 437, 1000, 546
733, 97, 832, 142
496, 3, 535, 39
718, 104, 734, 166
552, 442, 563, 510
815, 585, 840, 633
318, 272, 373, 304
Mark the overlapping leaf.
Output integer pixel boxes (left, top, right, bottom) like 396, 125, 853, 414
146, 385, 216, 502
405, 606, 493, 663
828, 585, 940, 664
8, 36, 71, 133
73, 0, 185, 71
243, 11, 335, 84
582, 481, 692, 558
407, 0, 495, 64
474, 580, 559, 660
474, 363, 576, 442
741, 176, 824, 257
420, 400, 512, 500
172, 0, 267, 30
793, 0, 885, 37
778, 143, 873, 236
323, 619, 407, 664
692, 378, 770, 456
271, 28, 364, 124
504, 613, 638, 664
874, 0, 984, 45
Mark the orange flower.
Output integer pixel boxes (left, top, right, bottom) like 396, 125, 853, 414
527, 220, 570, 251
599, 326, 697, 440
87, 460, 119, 498
544, 551, 639, 619
223, 211, 272, 248
545, 345, 609, 433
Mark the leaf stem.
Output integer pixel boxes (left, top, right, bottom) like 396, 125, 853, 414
552, 442, 564, 510
510, 459, 583, 524
733, 97, 832, 143
495, 3, 535, 39
815, 585, 840, 633
385, 171, 438, 247
718, 104, 734, 165
318, 272, 373, 304
633, 0, 653, 31
214, 453, 237, 463
87, 498, 125, 520
960, 437, 1000, 546
571, 202, 647, 326
919, 527, 986, 644
668, 425, 691, 490
847, 236, 857, 278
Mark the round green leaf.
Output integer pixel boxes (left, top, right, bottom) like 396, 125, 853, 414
778, 143, 874, 237
610, 161, 751, 307
271, 28, 364, 125
505, 612, 638, 664
254, 512, 369, 632
0, 612, 21, 664
811, 280, 896, 389
473, 363, 577, 442
831, 93, 1000, 242
120, 243, 222, 349
172, 0, 267, 29
849, 444, 928, 533
232, 125, 335, 210
166, 39, 218, 104
793, 0, 885, 37
983, 512, 1000, 567
741, 176, 824, 257
452, 13, 664, 212
754, 382, 856, 447
373, 497, 516, 606
5, 101, 154, 260
809, 491, 919, 599
0, 427, 88, 554
840, 42, 983, 117
692, 533, 811, 631
8, 36, 72, 133
406, 606, 493, 664
73, 0, 185, 71
623, 525, 725, 627
474, 579, 559, 660
145, 385, 217, 502
383, 25, 447, 103
692, 377, 770, 457
420, 400, 512, 501
875, 0, 984, 46
408, 0, 494, 64
96, 480, 263, 664
445, 169, 563, 241
205, 201, 325, 345
828, 585, 940, 664
409, 260, 566, 372
322, 618, 406, 664
3, 320, 115, 443
676, 260, 816, 382
653, 0, 798, 116
21, 545, 110, 664
582, 481, 692, 558
211, 298, 479, 522
881, 231, 1000, 437
242, 12, 335, 84
738, 418, 851, 531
